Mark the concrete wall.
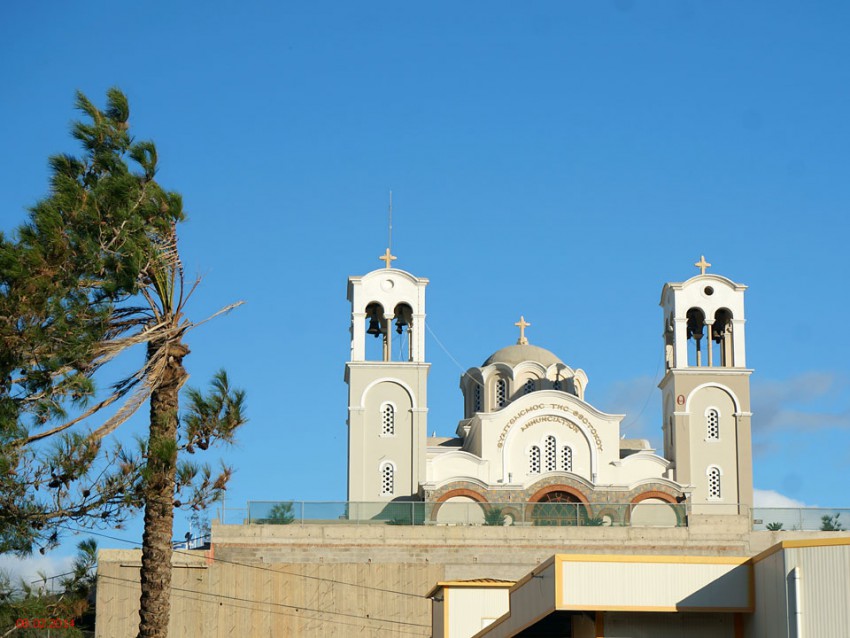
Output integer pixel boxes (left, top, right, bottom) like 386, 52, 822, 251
95, 522, 850, 637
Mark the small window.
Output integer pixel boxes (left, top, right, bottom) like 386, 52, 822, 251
474, 384, 482, 412
523, 379, 535, 395
381, 463, 395, 496
706, 408, 719, 440
561, 446, 573, 472
529, 446, 541, 474
381, 403, 395, 436
496, 379, 507, 408
544, 436, 557, 472
708, 467, 721, 499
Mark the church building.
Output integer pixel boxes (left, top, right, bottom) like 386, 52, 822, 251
345, 252, 753, 523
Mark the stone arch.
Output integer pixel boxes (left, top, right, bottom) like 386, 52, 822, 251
627, 491, 684, 527
435, 489, 487, 504
526, 485, 591, 526
431, 489, 488, 524
631, 490, 678, 504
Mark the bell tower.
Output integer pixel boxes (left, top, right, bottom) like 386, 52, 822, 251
659, 256, 753, 513
345, 248, 429, 502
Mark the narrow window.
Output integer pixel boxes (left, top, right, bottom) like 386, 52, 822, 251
523, 379, 535, 395
474, 384, 482, 412
544, 436, 557, 472
708, 467, 721, 499
706, 409, 719, 440
529, 446, 541, 474
381, 463, 395, 496
496, 379, 507, 408
381, 403, 395, 436
561, 446, 573, 472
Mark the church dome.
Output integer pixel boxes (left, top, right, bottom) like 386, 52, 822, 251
482, 344, 563, 368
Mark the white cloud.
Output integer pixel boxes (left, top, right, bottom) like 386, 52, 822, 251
752, 372, 850, 432
0, 553, 75, 591
753, 488, 811, 508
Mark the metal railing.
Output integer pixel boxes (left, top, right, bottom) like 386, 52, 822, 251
752, 508, 850, 532
245, 500, 697, 527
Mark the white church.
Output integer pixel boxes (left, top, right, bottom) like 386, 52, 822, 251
345, 252, 753, 524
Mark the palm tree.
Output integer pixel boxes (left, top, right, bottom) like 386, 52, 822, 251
1, 89, 246, 638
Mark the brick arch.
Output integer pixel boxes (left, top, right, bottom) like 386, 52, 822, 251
631, 490, 678, 505
526, 484, 591, 526
625, 491, 686, 527
430, 489, 488, 522
436, 489, 488, 503
528, 484, 588, 505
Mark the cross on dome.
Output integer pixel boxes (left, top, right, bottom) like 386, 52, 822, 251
379, 248, 397, 269
514, 316, 531, 345
694, 255, 711, 275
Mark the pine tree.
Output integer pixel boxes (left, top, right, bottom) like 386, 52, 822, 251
0, 89, 246, 637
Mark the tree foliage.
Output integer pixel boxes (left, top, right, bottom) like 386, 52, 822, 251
0, 89, 246, 636
0, 538, 98, 637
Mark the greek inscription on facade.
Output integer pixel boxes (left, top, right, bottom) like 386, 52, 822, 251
496, 405, 603, 451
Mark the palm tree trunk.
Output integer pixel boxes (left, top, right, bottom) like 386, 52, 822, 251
138, 340, 189, 638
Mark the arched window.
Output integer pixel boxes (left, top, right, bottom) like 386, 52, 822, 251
496, 379, 507, 408
523, 379, 535, 395
544, 436, 557, 472
707, 466, 721, 499
561, 446, 573, 472
529, 446, 541, 474
706, 408, 719, 440
381, 403, 395, 436
474, 384, 482, 412
380, 462, 395, 496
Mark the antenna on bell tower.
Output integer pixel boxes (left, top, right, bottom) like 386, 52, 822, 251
379, 191, 397, 269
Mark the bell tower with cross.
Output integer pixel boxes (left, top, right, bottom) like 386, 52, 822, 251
658, 256, 753, 513
344, 242, 430, 504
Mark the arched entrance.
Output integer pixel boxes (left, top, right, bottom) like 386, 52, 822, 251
527, 486, 592, 526
628, 491, 684, 527
431, 489, 487, 524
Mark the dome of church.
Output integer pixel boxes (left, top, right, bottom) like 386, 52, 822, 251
482, 344, 563, 368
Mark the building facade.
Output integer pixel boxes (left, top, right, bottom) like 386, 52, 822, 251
345, 254, 753, 521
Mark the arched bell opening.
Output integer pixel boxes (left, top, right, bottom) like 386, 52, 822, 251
392, 303, 414, 362
365, 302, 389, 361
686, 307, 706, 367
712, 308, 734, 367
664, 312, 675, 370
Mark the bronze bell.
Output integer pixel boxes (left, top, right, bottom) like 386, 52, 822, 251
367, 317, 383, 337
395, 315, 408, 334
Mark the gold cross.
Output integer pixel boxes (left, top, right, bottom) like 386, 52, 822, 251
515, 316, 531, 345
379, 248, 397, 269
694, 255, 711, 275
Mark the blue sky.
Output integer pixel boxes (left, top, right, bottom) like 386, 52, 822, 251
2, 1, 849, 571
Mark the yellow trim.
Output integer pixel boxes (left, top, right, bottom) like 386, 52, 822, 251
554, 555, 563, 610
444, 588, 449, 638
556, 553, 750, 565
426, 581, 515, 598
751, 536, 850, 564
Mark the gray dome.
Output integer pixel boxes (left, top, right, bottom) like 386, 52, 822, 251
482, 344, 563, 367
